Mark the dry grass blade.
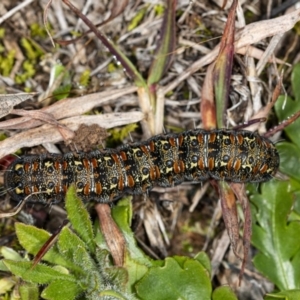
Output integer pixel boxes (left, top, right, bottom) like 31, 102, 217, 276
0, 87, 140, 157
51, 0, 129, 47
0, 93, 37, 118
0, 0, 34, 24
235, 9, 300, 48
0, 87, 138, 130
0, 112, 143, 158
163, 8, 300, 95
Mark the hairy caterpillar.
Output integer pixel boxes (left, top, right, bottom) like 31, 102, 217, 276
4, 129, 279, 204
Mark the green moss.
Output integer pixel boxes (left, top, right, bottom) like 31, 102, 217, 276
127, 6, 148, 31
294, 22, 300, 36
0, 133, 7, 141
30, 23, 48, 39
154, 4, 165, 16
0, 50, 15, 76
0, 51, 14, 75
20, 38, 44, 61
15, 60, 36, 84
79, 69, 91, 87
0, 28, 5, 39
107, 62, 118, 72
108, 123, 138, 145
70, 30, 82, 37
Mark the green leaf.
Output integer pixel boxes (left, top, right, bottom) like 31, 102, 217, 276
147, 0, 176, 85
124, 253, 150, 293
275, 95, 300, 149
103, 266, 129, 291
212, 286, 238, 300
291, 63, 300, 102
251, 181, 300, 290
15, 223, 51, 254
65, 185, 95, 253
19, 282, 39, 300
58, 227, 95, 273
264, 289, 300, 300
135, 257, 211, 300
3, 260, 76, 284
53, 84, 71, 100
276, 142, 300, 181
15, 223, 72, 269
41, 280, 83, 300
194, 251, 211, 276
111, 198, 153, 265
0, 246, 23, 261
0, 246, 23, 271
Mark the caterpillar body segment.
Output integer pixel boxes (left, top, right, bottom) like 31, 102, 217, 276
4, 129, 280, 203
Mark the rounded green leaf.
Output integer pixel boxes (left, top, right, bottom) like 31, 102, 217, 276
135, 257, 211, 300
276, 142, 300, 181
194, 251, 211, 276
212, 286, 238, 300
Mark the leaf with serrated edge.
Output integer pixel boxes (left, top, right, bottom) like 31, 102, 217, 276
3, 260, 76, 284
58, 227, 95, 272
15, 223, 75, 270
41, 280, 83, 300
251, 181, 300, 290
65, 185, 95, 253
